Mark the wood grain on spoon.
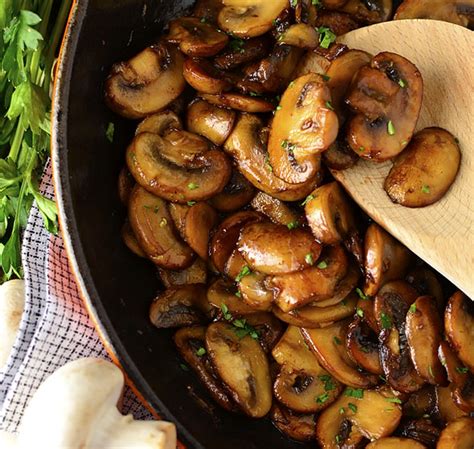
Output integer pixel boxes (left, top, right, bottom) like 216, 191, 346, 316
332, 20, 473, 299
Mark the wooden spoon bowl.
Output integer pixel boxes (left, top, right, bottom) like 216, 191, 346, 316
333, 20, 474, 299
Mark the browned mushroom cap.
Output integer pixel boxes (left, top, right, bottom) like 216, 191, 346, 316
149, 284, 212, 328
128, 186, 195, 269
269, 245, 349, 312
316, 387, 403, 447
346, 52, 423, 161
405, 295, 447, 385
384, 127, 461, 208
183, 59, 232, 94
322, 0, 350, 9
105, 43, 186, 119
218, 0, 289, 38
325, 49, 372, 122
398, 419, 441, 447
340, 0, 393, 23
192, 0, 224, 24
402, 385, 436, 419
406, 266, 444, 312
200, 92, 274, 113
322, 136, 359, 170
315, 11, 360, 36
118, 167, 135, 205
121, 222, 146, 258
209, 171, 255, 212
304, 181, 356, 245
277, 24, 319, 48
436, 384, 469, 423
207, 278, 256, 315
167, 17, 228, 57
158, 258, 207, 288
135, 110, 183, 136
445, 291, 474, 373
206, 321, 272, 417
209, 210, 263, 274
250, 192, 301, 227
364, 223, 413, 297
303, 320, 379, 388
186, 99, 236, 146
268, 73, 339, 184
394, 0, 472, 27
126, 132, 232, 203
346, 317, 383, 375
244, 312, 284, 353
355, 294, 378, 332
272, 326, 343, 413
437, 417, 474, 449
238, 272, 274, 311
274, 290, 358, 328
237, 221, 322, 275
271, 404, 316, 442
168, 203, 190, 240
366, 437, 427, 449
174, 326, 237, 411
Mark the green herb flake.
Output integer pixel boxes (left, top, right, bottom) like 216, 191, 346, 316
290, 0, 298, 7
200, 17, 207, 23
456, 366, 469, 374
235, 265, 251, 283
384, 407, 394, 412
143, 205, 152, 210
421, 185, 430, 194
335, 435, 342, 444
305, 253, 314, 266
289, 81, 295, 88
381, 312, 392, 329
348, 403, 358, 413
356, 307, 364, 318
221, 303, 232, 321
301, 194, 315, 206
428, 365, 434, 377
321, 74, 331, 81
196, 347, 206, 357
345, 388, 364, 399
235, 291, 242, 298
229, 37, 245, 53
379, 374, 387, 383
316, 392, 329, 404
180, 363, 190, 371
319, 375, 335, 392
188, 182, 199, 190
106, 122, 115, 143
358, 146, 365, 152
187, 201, 197, 206
264, 155, 273, 172
317, 26, 336, 49
317, 260, 328, 269
325, 101, 334, 111
398, 79, 406, 88
409, 303, 417, 313
385, 397, 402, 404
276, 105, 282, 111
232, 318, 260, 340
312, 0, 322, 6
333, 336, 342, 346
287, 221, 299, 230
355, 288, 368, 300
339, 407, 345, 415
387, 120, 396, 136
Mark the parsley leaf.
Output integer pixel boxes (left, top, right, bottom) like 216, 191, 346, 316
235, 265, 251, 283
345, 388, 364, 399
317, 26, 336, 49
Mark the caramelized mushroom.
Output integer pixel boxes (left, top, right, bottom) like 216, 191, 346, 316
384, 127, 461, 208
201, 92, 274, 113
209, 171, 255, 212
118, 167, 135, 205
183, 202, 218, 260
238, 272, 274, 311
186, 99, 236, 146
121, 222, 146, 258
437, 417, 474, 449
271, 404, 316, 442
435, 385, 468, 423
128, 186, 194, 269
168, 203, 189, 240
405, 295, 447, 385
268, 73, 338, 184
366, 437, 427, 449
207, 278, 256, 315
192, 0, 224, 24
167, 17, 228, 57
398, 419, 440, 447
223, 114, 321, 201
340, 0, 393, 23
244, 312, 284, 353
250, 192, 301, 227
237, 221, 322, 275
303, 320, 379, 388
158, 258, 207, 288
346, 52, 423, 161
149, 284, 212, 328
214, 36, 272, 71
364, 223, 413, 297
403, 385, 436, 419
445, 291, 474, 373
277, 24, 319, 48
105, 43, 186, 119
174, 326, 236, 411
218, 0, 289, 38
206, 322, 272, 417
315, 11, 360, 36
135, 110, 182, 136
322, 137, 359, 170
183, 58, 232, 94
126, 132, 232, 203
406, 266, 444, 312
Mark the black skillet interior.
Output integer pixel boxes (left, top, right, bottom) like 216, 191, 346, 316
54, 1, 403, 448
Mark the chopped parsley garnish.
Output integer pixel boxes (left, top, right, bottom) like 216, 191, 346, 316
180, 363, 190, 371
335, 435, 342, 444
276, 105, 282, 111
385, 397, 402, 404
196, 347, 206, 357
301, 194, 315, 206
348, 403, 358, 413
305, 253, 314, 266
321, 73, 331, 81
325, 100, 334, 110
319, 374, 335, 391
428, 365, 434, 377
339, 407, 345, 415
409, 303, 417, 313
290, 0, 298, 7
287, 221, 299, 230
312, 0, 322, 6
355, 288, 368, 300
356, 307, 364, 318
264, 155, 273, 172
358, 146, 365, 152
188, 182, 199, 190
187, 201, 197, 206
235, 265, 251, 282
387, 120, 396, 135
221, 303, 232, 321
421, 185, 431, 194
317, 26, 336, 49
316, 392, 329, 404
229, 37, 245, 53
345, 388, 364, 399
317, 260, 328, 269
232, 318, 259, 340
235, 290, 242, 298
398, 79, 406, 88
456, 366, 469, 374
200, 17, 207, 23
380, 312, 392, 329
289, 81, 295, 88
106, 122, 115, 143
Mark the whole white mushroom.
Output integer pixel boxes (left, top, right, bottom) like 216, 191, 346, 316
0, 358, 176, 449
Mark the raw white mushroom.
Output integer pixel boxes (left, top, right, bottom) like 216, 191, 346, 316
0, 279, 25, 368
0, 358, 176, 449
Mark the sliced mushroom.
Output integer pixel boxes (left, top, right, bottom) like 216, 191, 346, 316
405, 295, 447, 385
207, 278, 256, 315
128, 186, 195, 269
192, 0, 224, 24
445, 291, 474, 373
214, 35, 272, 71
126, 132, 232, 203
322, 0, 350, 9
394, 0, 472, 27
250, 192, 301, 227
294, 0, 318, 26
158, 258, 207, 288
316, 387, 403, 448
347, 317, 383, 375
186, 99, 236, 146
209, 171, 255, 212
303, 320, 379, 388
268, 245, 349, 312
278, 24, 319, 48
174, 326, 236, 411
168, 203, 190, 240
366, 437, 427, 449
435, 385, 468, 423
200, 92, 274, 113
218, 0, 289, 38
209, 210, 263, 274
315, 11, 360, 37
121, 222, 146, 258
238, 272, 274, 311
322, 137, 359, 170
245, 312, 284, 353
183, 58, 232, 94
118, 167, 135, 205
384, 127, 461, 208
271, 404, 316, 442
237, 221, 322, 275
437, 417, 474, 449
340, 0, 393, 23
403, 385, 436, 419
167, 17, 228, 57
105, 43, 186, 119
206, 322, 272, 417
294, 50, 333, 79
183, 202, 218, 260
223, 114, 321, 202
398, 418, 440, 447
135, 110, 182, 136
304, 181, 357, 245
224, 248, 248, 280
364, 223, 413, 297
346, 52, 423, 161
268, 73, 339, 184
355, 295, 379, 333
149, 284, 212, 328
272, 326, 343, 413
406, 266, 444, 312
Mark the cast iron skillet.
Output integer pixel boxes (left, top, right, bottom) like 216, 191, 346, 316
52, 1, 403, 448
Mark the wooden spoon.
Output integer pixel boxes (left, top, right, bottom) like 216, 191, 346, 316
332, 20, 474, 299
